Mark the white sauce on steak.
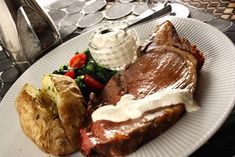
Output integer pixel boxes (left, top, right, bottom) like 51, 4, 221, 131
92, 89, 200, 122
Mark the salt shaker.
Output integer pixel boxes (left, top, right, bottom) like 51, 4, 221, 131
0, 0, 62, 73
17, 0, 62, 64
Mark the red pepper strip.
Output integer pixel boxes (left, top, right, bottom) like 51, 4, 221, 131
84, 74, 104, 91
64, 70, 75, 79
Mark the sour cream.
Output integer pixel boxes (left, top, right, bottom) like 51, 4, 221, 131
91, 28, 129, 49
88, 22, 139, 70
92, 89, 200, 122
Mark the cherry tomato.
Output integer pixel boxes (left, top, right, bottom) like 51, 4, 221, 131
64, 70, 75, 79
84, 74, 104, 91
69, 53, 87, 68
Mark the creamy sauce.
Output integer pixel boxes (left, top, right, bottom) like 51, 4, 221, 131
92, 89, 200, 122
91, 28, 129, 49
88, 22, 139, 70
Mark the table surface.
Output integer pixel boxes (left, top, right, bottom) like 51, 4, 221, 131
0, 1, 235, 156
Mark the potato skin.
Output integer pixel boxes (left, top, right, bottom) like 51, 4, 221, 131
16, 74, 85, 156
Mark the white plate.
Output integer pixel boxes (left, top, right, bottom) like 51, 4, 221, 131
1, 17, 235, 157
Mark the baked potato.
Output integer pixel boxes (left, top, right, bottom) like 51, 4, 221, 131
16, 74, 85, 155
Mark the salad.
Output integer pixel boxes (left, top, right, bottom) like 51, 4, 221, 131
53, 49, 116, 101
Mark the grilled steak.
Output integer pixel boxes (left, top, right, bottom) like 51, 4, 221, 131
80, 21, 204, 156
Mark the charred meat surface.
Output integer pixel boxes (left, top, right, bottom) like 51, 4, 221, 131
80, 21, 204, 156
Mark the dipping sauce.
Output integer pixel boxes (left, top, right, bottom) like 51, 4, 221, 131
89, 22, 139, 70
92, 89, 200, 122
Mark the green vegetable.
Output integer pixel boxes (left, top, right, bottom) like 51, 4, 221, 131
53, 64, 69, 75
75, 75, 85, 89
84, 48, 92, 61
52, 49, 116, 102
75, 75, 91, 101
